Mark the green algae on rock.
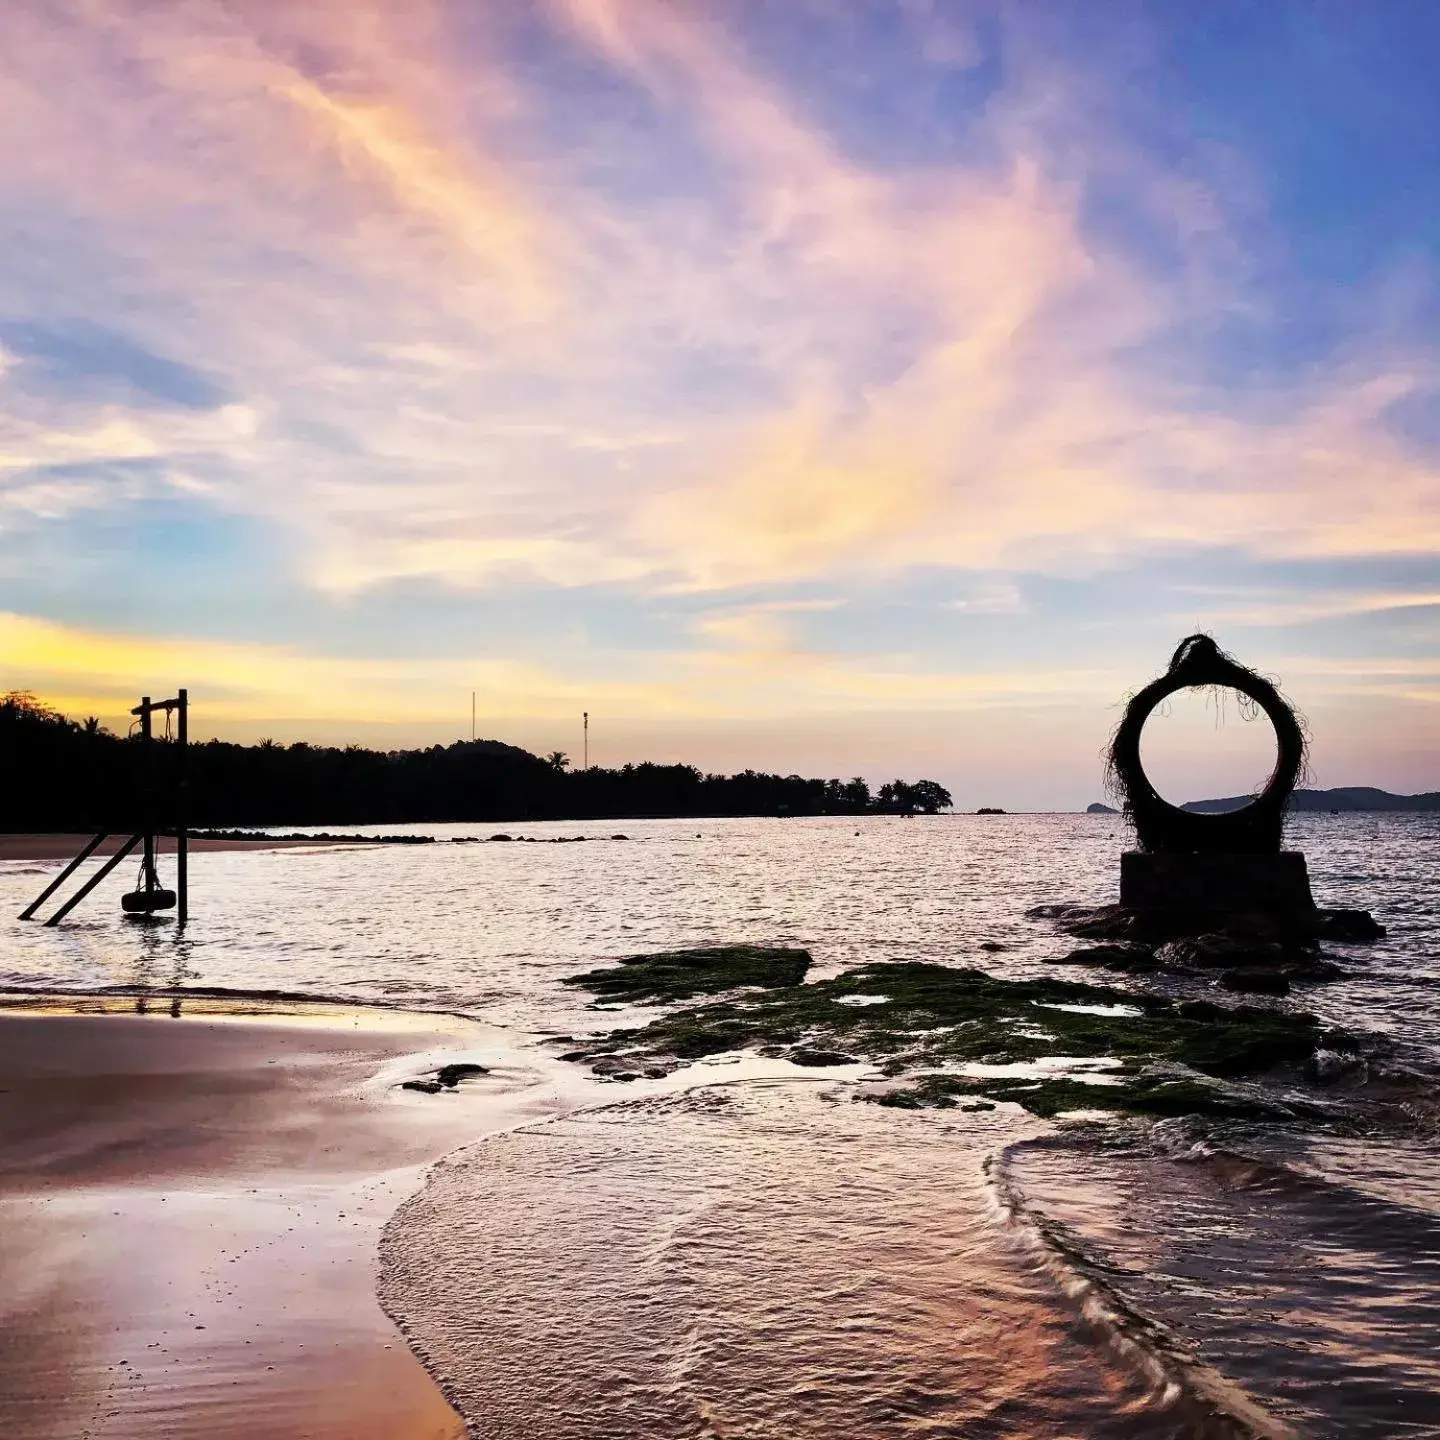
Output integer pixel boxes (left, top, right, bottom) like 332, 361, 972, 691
562, 944, 812, 1004
560, 960, 1357, 1119
870, 1065, 1323, 1122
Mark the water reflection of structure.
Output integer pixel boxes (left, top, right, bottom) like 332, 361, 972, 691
129, 920, 195, 1018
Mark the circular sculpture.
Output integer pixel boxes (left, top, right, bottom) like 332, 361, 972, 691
1109, 635, 1306, 855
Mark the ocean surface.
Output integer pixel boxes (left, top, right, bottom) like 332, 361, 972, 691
5, 813, 1439, 1438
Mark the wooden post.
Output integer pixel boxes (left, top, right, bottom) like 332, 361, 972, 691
177, 688, 188, 927
19, 832, 108, 920
140, 697, 155, 905
45, 835, 141, 926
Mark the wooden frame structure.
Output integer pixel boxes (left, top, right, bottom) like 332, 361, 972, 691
20, 689, 189, 927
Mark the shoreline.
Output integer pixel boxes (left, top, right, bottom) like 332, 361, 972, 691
0, 997, 579, 1440
0, 834, 336, 862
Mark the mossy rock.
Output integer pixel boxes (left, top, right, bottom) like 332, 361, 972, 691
566, 961, 1352, 1086
871, 1067, 1308, 1121
1047, 944, 1159, 973
562, 944, 812, 1004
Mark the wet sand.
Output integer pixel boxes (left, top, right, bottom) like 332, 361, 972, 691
0, 1002, 562, 1440
0, 834, 327, 862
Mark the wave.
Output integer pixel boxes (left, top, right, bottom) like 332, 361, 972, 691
994, 1126, 1440, 1438
987, 1134, 1296, 1440
378, 1080, 1263, 1439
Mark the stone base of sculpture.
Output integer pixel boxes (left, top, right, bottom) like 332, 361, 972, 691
1120, 850, 1316, 923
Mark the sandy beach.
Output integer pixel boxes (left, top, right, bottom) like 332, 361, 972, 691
0, 998, 565, 1440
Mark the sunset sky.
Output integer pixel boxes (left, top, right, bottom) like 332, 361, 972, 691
2, 1, 1437, 807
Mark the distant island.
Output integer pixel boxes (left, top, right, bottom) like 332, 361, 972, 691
1183, 787, 1440, 813
2, 691, 954, 829
1086, 789, 1439, 815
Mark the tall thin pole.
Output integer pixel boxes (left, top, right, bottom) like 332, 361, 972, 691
583, 711, 588, 770
176, 688, 188, 928
472, 691, 476, 742
140, 697, 155, 905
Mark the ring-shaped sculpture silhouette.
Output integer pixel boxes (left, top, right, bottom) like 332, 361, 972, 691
1109, 635, 1306, 855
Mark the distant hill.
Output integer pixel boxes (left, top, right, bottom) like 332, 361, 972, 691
1085, 802, 1118, 814
1183, 787, 1440, 814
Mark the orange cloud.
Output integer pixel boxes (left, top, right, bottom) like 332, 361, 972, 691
0, 608, 1125, 737
0, 611, 676, 727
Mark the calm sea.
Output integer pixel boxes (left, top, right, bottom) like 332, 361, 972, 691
5, 813, 1439, 1437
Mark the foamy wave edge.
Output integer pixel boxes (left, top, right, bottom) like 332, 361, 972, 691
375, 1115, 575, 1440
986, 1134, 1298, 1440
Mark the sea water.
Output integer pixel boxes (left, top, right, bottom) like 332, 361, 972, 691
4, 813, 1438, 1436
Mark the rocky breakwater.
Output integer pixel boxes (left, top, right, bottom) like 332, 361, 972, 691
1034, 899, 1382, 995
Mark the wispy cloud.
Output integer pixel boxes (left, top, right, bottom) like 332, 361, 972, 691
3, 0, 1435, 595
0, 0, 1434, 786
1172, 589, 1440, 628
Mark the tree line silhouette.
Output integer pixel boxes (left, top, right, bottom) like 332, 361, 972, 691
1, 692, 953, 830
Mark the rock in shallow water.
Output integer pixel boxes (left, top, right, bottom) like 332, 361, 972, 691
1046, 944, 1159, 973
1316, 908, 1386, 941
563, 944, 812, 1004
787, 1047, 858, 1067
1040, 900, 1383, 950
1032, 899, 1377, 987
401, 1061, 490, 1094
1157, 934, 1290, 969
1220, 968, 1291, 997
558, 960, 1364, 1120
